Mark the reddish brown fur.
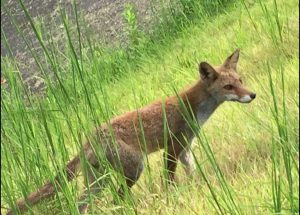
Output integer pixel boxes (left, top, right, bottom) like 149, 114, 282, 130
7, 49, 255, 214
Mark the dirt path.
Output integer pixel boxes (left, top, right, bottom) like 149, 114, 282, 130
1, 0, 153, 92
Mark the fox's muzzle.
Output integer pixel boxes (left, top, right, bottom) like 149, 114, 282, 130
250, 93, 256, 99
238, 92, 256, 103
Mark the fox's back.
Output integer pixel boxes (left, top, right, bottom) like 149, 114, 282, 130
101, 98, 186, 153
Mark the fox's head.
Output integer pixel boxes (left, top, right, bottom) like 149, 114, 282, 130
199, 49, 256, 103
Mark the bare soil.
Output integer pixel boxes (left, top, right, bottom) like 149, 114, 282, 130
1, 0, 154, 92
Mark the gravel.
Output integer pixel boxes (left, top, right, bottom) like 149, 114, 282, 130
1, 0, 155, 92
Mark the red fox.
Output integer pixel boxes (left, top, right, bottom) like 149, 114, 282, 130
7, 49, 256, 214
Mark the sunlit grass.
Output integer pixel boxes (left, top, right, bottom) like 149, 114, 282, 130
1, 0, 299, 214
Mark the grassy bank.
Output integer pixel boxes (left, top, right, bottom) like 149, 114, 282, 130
1, 0, 299, 214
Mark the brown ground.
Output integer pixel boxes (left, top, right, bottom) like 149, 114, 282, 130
1, 0, 155, 92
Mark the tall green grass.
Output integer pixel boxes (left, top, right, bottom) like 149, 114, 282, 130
1, 0, 299, 214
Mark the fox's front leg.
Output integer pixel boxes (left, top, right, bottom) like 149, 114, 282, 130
164, 140, 184, 183
165, 148, 196, 182
179, 148, 196, 176
164, 152, 178, 183
178, 139, 196, 176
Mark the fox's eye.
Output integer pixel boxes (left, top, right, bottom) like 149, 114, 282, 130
224, 85, 234, 90
239, 79, 243, 84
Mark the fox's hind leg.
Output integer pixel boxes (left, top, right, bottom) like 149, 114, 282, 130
117, 161, 144, 199
78, 166, 107, 214
108, 141, 144, 199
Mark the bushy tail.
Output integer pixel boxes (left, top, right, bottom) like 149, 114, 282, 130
6, 155, 82, 215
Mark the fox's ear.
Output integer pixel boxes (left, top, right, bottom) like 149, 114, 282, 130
223, 48, 240, 70
199, 62, 218, 81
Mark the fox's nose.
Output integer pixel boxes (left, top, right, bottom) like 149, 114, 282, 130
250, 93, 256, 99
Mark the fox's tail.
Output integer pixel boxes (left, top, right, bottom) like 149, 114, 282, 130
6, 154, 82, 215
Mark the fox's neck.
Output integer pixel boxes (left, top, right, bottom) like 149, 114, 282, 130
180, 80, 221, 126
